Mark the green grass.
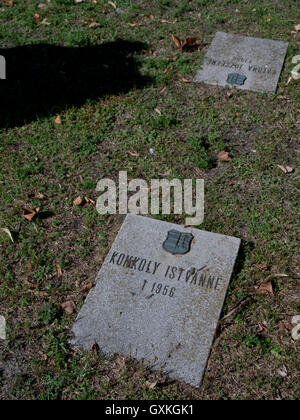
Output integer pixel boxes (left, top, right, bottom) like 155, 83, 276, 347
0, 0, 299, 401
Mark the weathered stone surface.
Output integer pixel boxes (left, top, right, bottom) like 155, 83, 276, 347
194, 32, 288, 93
70, 215, 241, 387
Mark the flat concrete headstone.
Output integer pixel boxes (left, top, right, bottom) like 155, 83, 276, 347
194, 32, 288, 93
70, 215, 241, 387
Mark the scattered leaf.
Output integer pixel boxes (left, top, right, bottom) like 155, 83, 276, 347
36, 192, 45, 199
61, 300, 76, 315
108, 1, 116, 8
181, 77, 190, 83
56, 264, 63, 278
154, 108, 161, 115
0, 228, 14, 243
254, 264, 268, 271
159, 86, 167, 94
89, 21, 100, 28
145, 380, 157, 389
257, 278, 274, 296
171, 34, 182, 50
127, 22, 141, 27
41, 18, 50, 25
38, 351, 48, 361
84, 196, 96, 205
171, 34, 200, 52
91, 342, 99, 354
277, 366, 288, 377
277, 165, 294, 174
24, 280, 39, 288
2, 0, 14, 6
22, 207, 40, 222
81, 282, 93, 292
73, 196, 84, 206
217, 151, 231, 162
294, 24, 300, 32
54, 115, 62, 124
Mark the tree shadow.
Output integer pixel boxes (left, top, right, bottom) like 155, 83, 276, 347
0, 39, 150, 128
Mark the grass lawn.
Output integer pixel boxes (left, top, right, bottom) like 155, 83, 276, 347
0, 0, 299, 400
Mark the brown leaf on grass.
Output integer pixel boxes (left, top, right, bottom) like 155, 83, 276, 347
171, 34, 182, 50
277, 165, 294, 174
54, 115, 62, 124
254, 264, 268, 271
22, 207, 40, 222
257, 278, 274, 296
256, 273, 288, 296
171, 34, 201, 52
217, 151, 231, 162
144, 380, 157, 389
61, 300, 76, 315
36, 192, 45, 199
81, 282, 93, 292
0, 228, 14, 243
41, 18, 50, 25
127, 22, 142, 27
181, 77, 190, 83
154, 108, 162, 115
73, 196, 84, 206
2, 0, 14, 6
38, 351, 48, 361
84, 196, 96, 205
294, 24, 300, 32
91, 342, 99, 354
56, 264, 63, 278
24, 280, 40, 288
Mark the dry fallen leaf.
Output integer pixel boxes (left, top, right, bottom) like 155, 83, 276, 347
56, 264, 63, 278
24, 280, 40, 288
257, 278, 274, 296
81, 282, 93, 292
294, 24, 300, 32
61, 300, 76, 315
54, 115, 62, 124
84, 196, 96, 205
2, 0, 14, 6
108, 1, 117, 8
145, 380, 157, 389
89, 21, 100, 28
171, 34, 200, 52
0, 228, 14, 243
154, 108, 162, 115
22, 207, 40, 222
218, 151, 231, 162
254, 264, 268, 271
127, 22, 141, 27
181, 77, 190, 83
73, 196, 84, 206
41, 18, 50, 25
91, 342, 99, 354
277, 165, 294, 174
38, 351, 48, 361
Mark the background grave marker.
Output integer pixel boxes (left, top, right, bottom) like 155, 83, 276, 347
194, 32, 288, 93
71, 215, 241, 386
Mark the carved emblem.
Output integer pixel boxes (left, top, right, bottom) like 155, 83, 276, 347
163, 230, 193, 255
226, 73, 247, 86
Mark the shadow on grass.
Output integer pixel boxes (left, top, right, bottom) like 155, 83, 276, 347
0, 39, 150, 128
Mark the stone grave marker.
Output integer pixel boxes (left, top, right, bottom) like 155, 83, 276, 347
70, 214, 241, 387
194, 32, 288, 93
